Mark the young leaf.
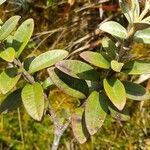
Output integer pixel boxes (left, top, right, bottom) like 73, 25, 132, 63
48, 68, 89, 99
111, 60, 124, 72
85, 91, 108, 135
99, 21, 128, 39
0, 47, 15, 62
0, 16, 20, 40
123, 81, 150, 100
103, 78, 126, 110
102, 37, 117, 59
56, 60, 100, 81
119, 0, 132, 23
21, 82, 44, 121
71, 108, 88, 144
122, 60, 150, 74
12, 19, 34, 57
0, 89, 22, 113
134, 27, 150, 44
29, 50, 68, 73
80, 51, 110, 69
0, 68, 21, 94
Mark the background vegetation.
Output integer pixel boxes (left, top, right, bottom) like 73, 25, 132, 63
0, 0, 150, 149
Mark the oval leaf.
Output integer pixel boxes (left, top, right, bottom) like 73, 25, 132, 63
21, 82, 44, 121
12, 19, 34, 57
85, 91, 108, 135
29, 50, 68, 73
0, 47, 15, 62
134, 27, 150, 44
103, 78, 126, 110
122, 60, 150, 74
71, 108, 88, 144
111, 60, 124, 72
48, 68, 89, 99
0, 68, 21, 94
0, 16, 20, 40
80, 51, 110, 69
99, 21, 128, 39
56, 60, 100, 81
123, 81, 150, 100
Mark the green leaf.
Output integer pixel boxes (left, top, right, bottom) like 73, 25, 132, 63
103, 78, 126, 110
0, 47, 15, 62
48, 68, 89, 99
111, 60, 124, 72
102, 37, 117, 59
0, 0, 6, 5
56, 60, 100, 81
71, 108, 88, 144
119, 0, 132, 23
0, 16, 20, 40
122, 60, 150, 74
123, 81, 150, 101
0, 89, 22, 113
134, 27, 150, 44
0, 68, 21, 94
80, 51, 110, 69
29, 50, 68, 73
42, 77, 54, 90
99, 21, 128, 39
12, 19, 34, 57
85, 91, 108, 135
21, 82, 44, 121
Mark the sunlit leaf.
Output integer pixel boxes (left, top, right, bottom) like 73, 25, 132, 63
103, 78, 126, 110
134, 27, 150, 44
21, 82, 44, 121
29, 50, 68, 73
56, 60, 100, 81
85, 91, 108, 135
12, 19, 34, 57
42, 77, 54, 90
0, 68, 21, 94
80, 51, 110, 69
99, 21, 128, 39
111, 60, 124, 72
0, 47, 15, 62
123, 81, 150, 100
48, 68, 89, 99
71, 108, 88, 144
0, 16, 20, 40
122, 60, 150, 74
0, 0, 6, 5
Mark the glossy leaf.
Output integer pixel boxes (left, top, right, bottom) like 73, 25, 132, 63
102, 37, 117, 59
0, 68, 21, 94
13, 19, 34, 57
80, 51, 110, 69
48, 68, 89, 99
85, 91, 108, 135
111, 60, 124, 72
0, 16, 20, 40
71, 108, 88, 144
0, 47, 15, 62
21, 82, 44, 121
0, 89, 22, 113
99, 21, 127, 39
103, 78, 126, 110
56, 60, 100, 81
123, 81, 150, 100
134, 27, 150, 44
29, 50, 68, 73
122, 60, 150, 74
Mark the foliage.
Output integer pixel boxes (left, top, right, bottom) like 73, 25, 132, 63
0, 0, 150, 149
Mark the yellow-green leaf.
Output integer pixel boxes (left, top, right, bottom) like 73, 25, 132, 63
103, 78, 126, 110
29, 50, 68, 73
21, 82, 44, 121
111, 60, 124, 72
